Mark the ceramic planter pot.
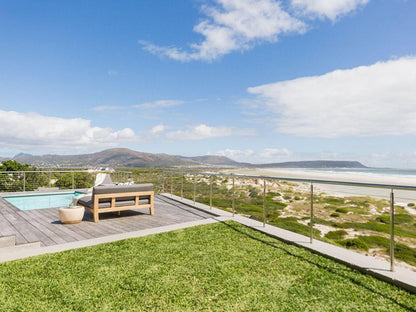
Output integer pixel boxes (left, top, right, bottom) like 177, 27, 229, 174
59, 206, 85, 224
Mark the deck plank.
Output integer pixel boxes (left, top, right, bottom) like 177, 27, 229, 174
0, 195, 216, 246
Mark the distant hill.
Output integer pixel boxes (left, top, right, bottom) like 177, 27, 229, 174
179, 155, 243, 167
11, 148, 240, 168
257, 160, 367, 169
4, 148, 367, 169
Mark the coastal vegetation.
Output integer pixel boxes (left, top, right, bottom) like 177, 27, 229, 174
0, 221, 414, 311
144, 169, 416, 268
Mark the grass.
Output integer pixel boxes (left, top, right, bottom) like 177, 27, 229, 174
1, 221, 415, 311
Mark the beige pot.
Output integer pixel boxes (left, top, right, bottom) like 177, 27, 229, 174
59, 206, 85, 224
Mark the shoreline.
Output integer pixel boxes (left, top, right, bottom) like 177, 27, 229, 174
223, 167, 416, 206
227, 167, 416, 186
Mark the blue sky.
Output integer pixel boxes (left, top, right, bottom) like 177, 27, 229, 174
1, 0, 416, 168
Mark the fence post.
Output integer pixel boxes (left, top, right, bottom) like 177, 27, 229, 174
181, 174, 183, 200
23, 172, 26, 192
310, 183, 314, 244
72, 171, 75, 190
210, 175, 213, 210
263, 179, 266, 227
232, 177, 235, 217
390, 189, 395, 272
193, 174, 196, 205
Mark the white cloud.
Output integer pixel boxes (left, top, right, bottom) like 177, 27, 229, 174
140, 0, 305, 62
165, 124, 254, 140
149, 124, 165, 136
91, 105, 124, 111
91, 99, 184, 112
0, 110, 137, 152
247, 56, 416, 138
140, 0, 371, 62
215, 147, 292, 163
291, 0, 369, 21
133, 100, 184, 110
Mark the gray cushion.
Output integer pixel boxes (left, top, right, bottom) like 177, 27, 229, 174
78, 195, 93, 208
93, 183, 153, 195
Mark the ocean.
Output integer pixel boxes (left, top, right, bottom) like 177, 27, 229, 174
236, 167, 416, 205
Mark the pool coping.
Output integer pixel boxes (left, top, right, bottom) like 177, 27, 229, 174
0, 189, 89, 211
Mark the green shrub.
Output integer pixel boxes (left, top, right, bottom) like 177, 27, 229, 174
391, 243, 416, 266
330, 213, 340, 218
335, 208, 349, 213
337, 238, 369, 251
408, 203, 415, 207
271, 217, 321, 238
266, 211, 280, 222
322, 197, 345, 205
359, 235, 416, 266
314, 218, 341, 227
376, 215, 389, 224
54, 172, 94, 189
359, 235, 389, 248
325, 206, 338, 210
375, 214, 413, 224
268, 192, 281, 197
325, 230, 348, 240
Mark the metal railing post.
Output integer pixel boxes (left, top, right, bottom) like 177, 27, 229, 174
48, 172, 51, 188
181, 174, 183, 200
170, 172, 173, 198
232, 177, 235, 217
310, 183, 314, 244
390, 189, 395, 272
263, 179, 266, 227
23, 172, 26, 192
72, 171, 75, 190
193, 174, 196, 205
210, 175, 213, 210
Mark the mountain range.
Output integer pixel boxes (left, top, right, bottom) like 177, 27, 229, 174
1, 148, 367, 169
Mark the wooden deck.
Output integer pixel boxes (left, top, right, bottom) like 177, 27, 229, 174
0, 195, 216, 247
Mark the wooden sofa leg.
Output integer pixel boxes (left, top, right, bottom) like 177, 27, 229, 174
93, 210, 99, 223
150, 197, 154, 215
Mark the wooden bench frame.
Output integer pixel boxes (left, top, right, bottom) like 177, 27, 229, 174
82, 190, 154, 223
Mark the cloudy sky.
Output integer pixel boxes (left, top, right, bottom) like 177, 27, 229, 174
1, 0, 415, 168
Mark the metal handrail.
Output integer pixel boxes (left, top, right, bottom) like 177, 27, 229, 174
163, 169, 416, 272
164, 170, 416, 191
0, 169, 133, 193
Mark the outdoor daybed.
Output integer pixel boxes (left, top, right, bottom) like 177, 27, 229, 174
77, 183, 154, 222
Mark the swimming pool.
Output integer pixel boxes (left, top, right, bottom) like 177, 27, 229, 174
3, 192, 84, 210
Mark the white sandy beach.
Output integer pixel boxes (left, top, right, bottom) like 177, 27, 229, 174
225, 167, 416, 207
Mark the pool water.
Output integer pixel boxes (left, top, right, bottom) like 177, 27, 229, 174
3, 192, 84, 210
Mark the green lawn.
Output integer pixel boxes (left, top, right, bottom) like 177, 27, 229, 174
0, 221, 415, 311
